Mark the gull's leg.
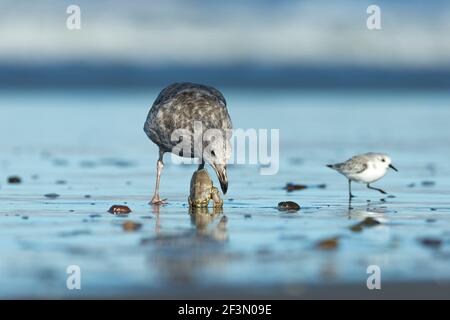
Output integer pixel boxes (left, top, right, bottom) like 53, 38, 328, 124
198, 160, 205, 171
151, 150, 167, 205
367, 183, 387, 194
348, 180, 355, 199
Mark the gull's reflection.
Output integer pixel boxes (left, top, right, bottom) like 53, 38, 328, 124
151, 204, 161, 234
143, 206, 229, 287
189, 206, 228, 242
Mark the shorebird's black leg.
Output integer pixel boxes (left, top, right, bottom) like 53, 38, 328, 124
367, 184, 387, 194
348, 180, 355, 199
151, 150, 167, 205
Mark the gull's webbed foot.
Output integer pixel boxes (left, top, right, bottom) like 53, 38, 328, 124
150, 195, 168, 205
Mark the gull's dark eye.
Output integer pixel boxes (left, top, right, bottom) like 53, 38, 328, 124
211, 151, 216, 157
381, 158, 386, 162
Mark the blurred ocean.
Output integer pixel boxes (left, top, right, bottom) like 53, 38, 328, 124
1, 0, 450, 89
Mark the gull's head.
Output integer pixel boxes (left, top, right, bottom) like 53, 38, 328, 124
203, 131, 231, 194
370, 153, 398, 172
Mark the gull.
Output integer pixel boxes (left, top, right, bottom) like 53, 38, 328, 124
144, 82, 232, 205
327, 152, 398, 199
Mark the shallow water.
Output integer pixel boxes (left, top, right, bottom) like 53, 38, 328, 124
1, 89, 450, 298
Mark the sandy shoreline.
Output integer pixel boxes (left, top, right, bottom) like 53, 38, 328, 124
1, 91, 450, 299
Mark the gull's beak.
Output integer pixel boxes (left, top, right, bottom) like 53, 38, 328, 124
213, 164, 228, 194
389, 164, 398, 172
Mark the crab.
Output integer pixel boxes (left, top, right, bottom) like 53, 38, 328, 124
188, 169, 223, 208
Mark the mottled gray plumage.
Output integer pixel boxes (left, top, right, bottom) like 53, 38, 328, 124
327, 154, 369, 175
144, 82, 233, 204
144, 82, 232, 156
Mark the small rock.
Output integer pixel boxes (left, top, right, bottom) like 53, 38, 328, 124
8, 176, 22, 184
277, 201, 300, 212
359, 217, 380, 227
421, 181, 436, 187
350, 225, 363, 232
122, 221, 142, 232
316, 237, 339, 250
56, 180, 67, 185
284, 183, 307, 192
244, 214, 252, 219
349, 217, 381, 232
419, 238, 442, 248
44, 193, 60, 199
108, 205, 132, 215
84, 195, 91, 198
284, 183, 326, 192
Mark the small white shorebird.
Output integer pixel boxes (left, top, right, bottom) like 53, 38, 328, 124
327, 152, 398, 199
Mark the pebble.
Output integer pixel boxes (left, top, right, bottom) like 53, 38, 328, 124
316, 237, 339, 250
44, 193, 60, 199
122, 221, 142, 232
284, 183, 326, 192
277, 201, 300, 212
350, 217, 381, 232
284, 183, 307, 192
108, 205, 132, 214
419, 237, 442, 249
8, 176, 22, 184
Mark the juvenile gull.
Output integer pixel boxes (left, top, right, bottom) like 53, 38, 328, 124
144, 82, 232, 205
327, 152, 398, 199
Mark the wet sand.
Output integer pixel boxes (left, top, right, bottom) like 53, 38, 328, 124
1, 90, 450, 299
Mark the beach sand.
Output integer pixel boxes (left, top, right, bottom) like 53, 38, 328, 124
1, 89, 450, 299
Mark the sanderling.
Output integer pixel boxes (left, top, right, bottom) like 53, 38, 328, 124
144, 82, 232, 205
327, 152, 398, 199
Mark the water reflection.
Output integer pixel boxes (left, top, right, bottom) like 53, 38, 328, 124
347, 202, 388, 223
143, 207, 229, 286
189, 207, 228, 242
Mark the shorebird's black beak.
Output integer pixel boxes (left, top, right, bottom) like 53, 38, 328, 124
214, 164, 228, 194
389, 164, 398, 172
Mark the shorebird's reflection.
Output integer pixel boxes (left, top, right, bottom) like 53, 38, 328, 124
347, 202, 388, 222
